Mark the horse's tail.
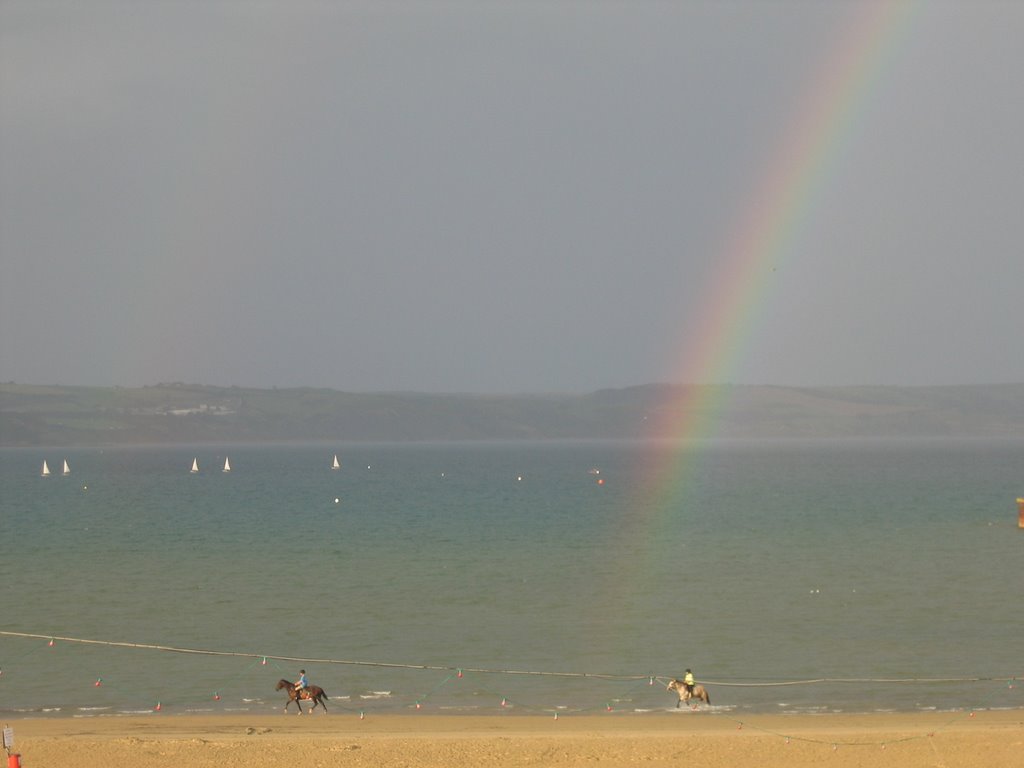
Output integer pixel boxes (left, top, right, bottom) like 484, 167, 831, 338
704, 689, 711, 705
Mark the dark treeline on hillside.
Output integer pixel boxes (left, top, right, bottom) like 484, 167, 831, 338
2, 382, 1023, 446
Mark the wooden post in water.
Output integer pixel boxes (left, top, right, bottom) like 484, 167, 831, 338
1018, 497, 1024, 529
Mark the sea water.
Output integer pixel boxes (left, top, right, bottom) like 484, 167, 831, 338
1, 439, 1021, 718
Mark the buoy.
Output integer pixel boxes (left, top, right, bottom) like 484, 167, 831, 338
214, 692, 220, 701
48, 638, 54, 647
94, 678, 102, 687
1017, 497, 1023, 528
334, 498, 340, 504
155, 701, 162, 711
415, 701, 422, 710
359, 710, 365, 720
8, 753, 22, 768
261, 657, 267, 665
597, 478, 604, 485
457, 669, 463, 678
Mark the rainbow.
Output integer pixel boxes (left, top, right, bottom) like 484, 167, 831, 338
618, 1, 920, 602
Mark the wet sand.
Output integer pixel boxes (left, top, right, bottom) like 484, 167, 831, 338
5, 710, 1023, 767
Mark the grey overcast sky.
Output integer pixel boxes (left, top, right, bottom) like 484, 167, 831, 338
2, 1, 1022, 393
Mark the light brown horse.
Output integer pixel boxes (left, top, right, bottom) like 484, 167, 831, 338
276, 679, 329, 714
667, 679, 711, 707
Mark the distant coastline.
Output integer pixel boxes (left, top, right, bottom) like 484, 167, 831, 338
1, 381, 1023, 446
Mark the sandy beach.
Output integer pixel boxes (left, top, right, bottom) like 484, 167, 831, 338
5, 710, 1022, 768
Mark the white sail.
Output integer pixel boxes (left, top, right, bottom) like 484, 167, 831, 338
63, 459, 71, 475
191, 458, 199, 473
41, 460, 51, 477
223, 456, 231, 473
332, 454, 341, 470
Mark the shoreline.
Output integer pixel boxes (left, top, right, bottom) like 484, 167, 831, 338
6, 710, 1023, 767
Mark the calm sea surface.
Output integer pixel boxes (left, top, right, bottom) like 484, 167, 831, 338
1, 439, 1021, 718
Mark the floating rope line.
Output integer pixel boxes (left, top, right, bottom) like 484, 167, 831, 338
0, 630, 1019, 688
0, 630, 646, 680
699, 676, 1017, 687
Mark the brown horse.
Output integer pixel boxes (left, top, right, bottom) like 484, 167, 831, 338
276, 679, 329, 714
667, 679, 711, 708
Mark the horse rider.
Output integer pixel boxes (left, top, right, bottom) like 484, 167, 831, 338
683, 669, 695, 696
294, 669, 308, 698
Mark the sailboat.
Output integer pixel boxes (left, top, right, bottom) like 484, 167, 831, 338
332, 454, 341, 470
41, 460, 51, 477
223, 456, 231, 473
63, 459, 71, 476
190, 458, 199, 473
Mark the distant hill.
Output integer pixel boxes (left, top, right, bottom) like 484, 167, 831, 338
1, 382, 1023, 446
